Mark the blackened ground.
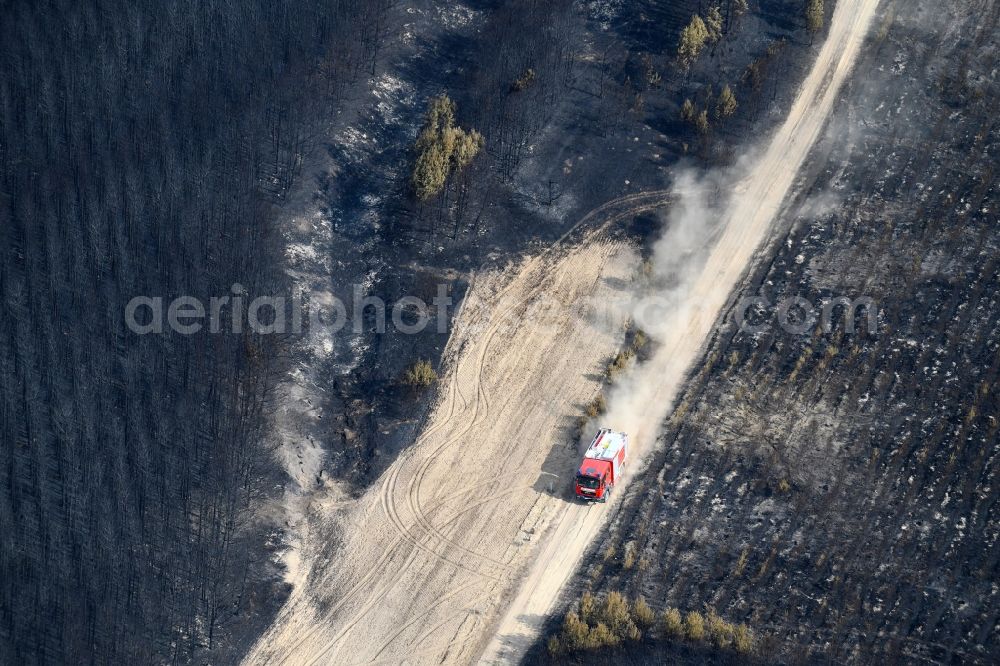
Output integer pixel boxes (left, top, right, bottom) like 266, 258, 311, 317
315, 0, 825, 490
532, 1, 1000, 664
0, 1, 394, 663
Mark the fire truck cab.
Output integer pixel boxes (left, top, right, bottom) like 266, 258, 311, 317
574, 428, 628, 502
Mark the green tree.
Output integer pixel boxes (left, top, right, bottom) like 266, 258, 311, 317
632, 597, 656, 629
402, 360, 437, 387
734, 0, 749, 17
806, 0, 824, 37
579, 591, 598, 624
706, 610, 734, 648
685, 610, 706, 641
560, 610, 591, 651
677, 15, 710, 69
415, 96, 455, 152
642, 54, 662, 87
411, 95, 482, 201
706, 6, 724, 42
716, 84, 738, 118
695, 109, 710, 135
585, 393, 606, 418
511, 68, 536, 91
588, 622, 620, 647
680, 98, 696, 121
733, 623, 754, 654
411, 141, 450, 201
452, 129, 484, 168
663, 607, 684, 637
599, 592, 638, 639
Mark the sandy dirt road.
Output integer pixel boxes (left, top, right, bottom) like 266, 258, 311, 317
244, 191, 681, 665
479, 0, 881, 662
248, 1, 879, 663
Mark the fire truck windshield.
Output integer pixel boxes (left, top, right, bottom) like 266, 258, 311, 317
576, 474, 601, 489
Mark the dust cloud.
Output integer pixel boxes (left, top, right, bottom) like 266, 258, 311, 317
599, 164, 741, 453
596, 0, 880, 467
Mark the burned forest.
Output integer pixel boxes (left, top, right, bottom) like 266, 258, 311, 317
538, 1, 1000, 664
1, 0, 997, 665
0, 1, 393, 662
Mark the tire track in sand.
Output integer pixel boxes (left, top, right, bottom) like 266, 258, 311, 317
251, 191, 670, 665
398, 198, 674, 574
302, 199, 669, 663
374, 191, 676, 573
478, 2, 881, 662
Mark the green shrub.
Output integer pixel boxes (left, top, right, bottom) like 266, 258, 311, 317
622, 541, 637, 569
588, 622, 620, 648
402, 360, 437, 387
584, 393, 606, 418
579, 591, 597, 625
706, 610, 734, 648
560, 610, 591, 651
663, 607, 684, 637
607, 349, 634, 379
555, 591, 758, 657
632, 597, 656, 629
684, 610, 706, 642
511, 68, 536, 91
733, 623, 754, 654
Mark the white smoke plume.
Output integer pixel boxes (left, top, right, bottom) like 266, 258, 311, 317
590, 160, 745, 453
593, 0, 880, 465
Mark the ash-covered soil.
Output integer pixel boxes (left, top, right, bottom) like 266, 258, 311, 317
0, 0, 865, 664
212, 0, 831, 661
296, 0, 823, 490
537, 1, 1000, 664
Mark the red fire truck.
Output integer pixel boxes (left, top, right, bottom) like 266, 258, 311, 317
574, 429, 628, 502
